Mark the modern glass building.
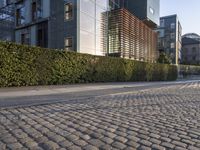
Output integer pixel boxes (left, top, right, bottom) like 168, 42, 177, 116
13, 0, 159, 62
14, 0, 120, 55
157, 15, 182, 64
75, 0, 122, 55
77, 0, 109, 55
0, 0, 15, 42
77, 0, 159, 59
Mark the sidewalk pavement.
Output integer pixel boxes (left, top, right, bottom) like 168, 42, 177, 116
0, 80, 199, 99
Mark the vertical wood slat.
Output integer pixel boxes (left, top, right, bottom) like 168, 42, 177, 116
106, 8, 158, 62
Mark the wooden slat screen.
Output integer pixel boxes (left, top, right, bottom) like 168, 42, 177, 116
104, 8, 158, 62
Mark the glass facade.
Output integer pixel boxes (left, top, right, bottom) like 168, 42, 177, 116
78, 0, 107, 55
16, 3, 25, 26
21, 28, 30, 45
78, 0, 120, 55
65, 37, 73, 51
64, 3, 73, 20
32, 0, 42, 21
157, 15, 182, 64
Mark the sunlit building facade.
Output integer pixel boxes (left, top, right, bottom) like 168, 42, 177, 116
13, 0, 159, 62
106, 8, 158, 62
14, 0, 115, 55
77, 0, 110, 55
157, 15, 182, 64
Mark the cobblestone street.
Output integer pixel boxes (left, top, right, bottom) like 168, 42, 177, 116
0, 81, 200, 150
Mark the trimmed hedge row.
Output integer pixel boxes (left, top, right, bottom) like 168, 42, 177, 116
179, 65, 200, 77
0, 41, 178, 87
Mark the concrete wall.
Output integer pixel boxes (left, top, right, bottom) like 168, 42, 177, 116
48, 0, 77, 50
48, 0, 65, 49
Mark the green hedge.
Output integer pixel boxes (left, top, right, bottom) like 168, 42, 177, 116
179, 65, 200, 77
0, 41, 177, 87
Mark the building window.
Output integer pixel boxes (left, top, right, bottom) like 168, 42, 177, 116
32, 0, 42, 21
170, 42, 175, 49
21, 31, 30, 45
170, 23, 175, 29
37, 0, 42, 18
65, 3, 73, 20
37, 22, 48, 48
170, 33, 175, 39
16, 9, 20, 25
158, 29, 164, 37
16, 4, 25, 26
160, 19, 164, 27
32, 2, 37, 21
65, 37, 73, 51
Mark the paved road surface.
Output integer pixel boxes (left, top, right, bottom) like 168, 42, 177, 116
0, 81, 200, 150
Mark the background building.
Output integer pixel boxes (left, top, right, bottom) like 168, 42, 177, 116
157, 14, 182, 64
0, 0, 15, 41
15, 0, 51, 48
14, 0, 112, 55
12, 0, 160, 62
181, 33, 200, 65
0, 1, 4, 8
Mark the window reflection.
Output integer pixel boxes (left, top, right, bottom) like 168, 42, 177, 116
80, 0, 95, 17
96, 0, 108, 9
96, 34, 102, 51
80, 30, 95, 54
80, 13, 95, 33
65, 3, 73, 20
96, 5, 106, 21
16, 4, 25, 26
65, 37, 73, 51
21, 29, 30, 45
79, 0, 109, 55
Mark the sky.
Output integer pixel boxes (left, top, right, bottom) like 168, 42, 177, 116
160, 0, 200, 35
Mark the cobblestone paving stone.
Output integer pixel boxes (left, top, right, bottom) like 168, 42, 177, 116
1, 82, 200, 149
